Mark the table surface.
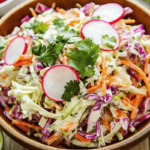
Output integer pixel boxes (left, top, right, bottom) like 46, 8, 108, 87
1, 0, 150, 150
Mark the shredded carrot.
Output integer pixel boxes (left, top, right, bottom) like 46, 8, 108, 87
144, 55, 149, 73
14, 61, 32, 67
75, 133, 91, 142
121, 100, 129, 106
60, 122, 77, 131
53, 103, 61, 111
120, 60, 150, 95
128, 93, 133, 100
12, 120, 42, 130
1, 75, 7, 79
109, 82, 128, 88
87, 83, 102, 93
51, 2, 56, 9
131, 76, 137, 87
131, 94, 144, 119
56, 7, 66, 14
70, 9, 80, 17
17, 125, 31, 132
102, 116, 111, 132
19, 55, 33, 61
121, 97, 131, 103
29, 8, 38, 18
122, 19, 135, 24
5, 107, 10, 112
69, 19, 80, 27
46, 132, 63, 145
117, 110, 126, 118
107, 76, 117, 84
52, 137, 64, 147
101, 56, 107, 95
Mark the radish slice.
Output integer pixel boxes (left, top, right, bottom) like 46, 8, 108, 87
42, 65, 79, 102
92, 3, 125, 24
81, 20, 120, 51
4, 36, 28, 65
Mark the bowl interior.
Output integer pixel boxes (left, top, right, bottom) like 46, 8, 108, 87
0, 0, 150, 150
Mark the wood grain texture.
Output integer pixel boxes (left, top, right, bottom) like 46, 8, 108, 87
0, 0, 150, 150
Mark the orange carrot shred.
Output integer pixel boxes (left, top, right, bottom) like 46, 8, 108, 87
14, 61, 32, 67
122, 19, 135, 24
128, 93, 133, 100
46, 132, 63, 145
71, 9, 80, 17
131, 94, 144, 119
75, 133, 91, 142
1, 75, 7, 79
144, 55, 149, 74
12, 120, 42, 130
102, 116, 111, 132
121, 60, 150, 95
121, 100, 129, 106
5, 107, 10, 112
117, 110, 126, 118
60, 122, 77, 131
52, 137, 64, 147
17, 125, 31, 132
101, 56, 107, 95
121, 97, 131, 103
87, 83, 102, 93
58, 8, 66, 14
53, 103, 61, 111
29, 8, 38, 18
69, 19, 80, 27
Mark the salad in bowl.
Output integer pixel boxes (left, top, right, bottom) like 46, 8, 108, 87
0, 2, 150, 148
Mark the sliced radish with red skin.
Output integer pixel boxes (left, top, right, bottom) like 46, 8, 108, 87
92, 3, 125, 24
81, 19, 120, 51
4, 36, 28, 65
42, 65, 79, 102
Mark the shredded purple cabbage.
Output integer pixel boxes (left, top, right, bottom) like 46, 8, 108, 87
81, 2, 95, 16
35, 3, 50, 14
12, 102, 23, 120
0, 94, 8, 108
41, 118, 52, 140
123, 7, 133, 17
36, 60, 44, 71
20, 16, 30, 25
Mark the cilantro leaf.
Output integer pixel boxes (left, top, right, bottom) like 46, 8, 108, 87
53, 18, 65, 27
61, 80, 80, 102
66, 38, 100, 78
33, 22, 48, 34
32, 43, 63, 66
25, 20, 48, 34
0, 37, 5, 50
91, 15, 101, 20
101, 35, 117, 49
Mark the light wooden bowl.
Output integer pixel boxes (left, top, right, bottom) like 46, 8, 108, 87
0, 0, 150, 150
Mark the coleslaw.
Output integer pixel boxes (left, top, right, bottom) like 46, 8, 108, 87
0, 2, 150, 148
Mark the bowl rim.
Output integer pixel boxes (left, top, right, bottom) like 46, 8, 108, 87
0, 0, 150, 149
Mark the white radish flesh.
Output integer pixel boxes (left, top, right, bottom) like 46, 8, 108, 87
81, 20, 120, 51
92, 3, 125, 24
42, 65, 79, 102
4, 36, 28, 65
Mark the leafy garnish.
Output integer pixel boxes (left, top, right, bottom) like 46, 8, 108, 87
101, 35, 117, 49
32, 43, 63, 66
91, 15, 101, 20
61, 80, 80, 102
33, 22, 49, 34
25, 20, 48, 34
53, 18, 65, 27
66, 38, 100, 78
0, 37, 5, 50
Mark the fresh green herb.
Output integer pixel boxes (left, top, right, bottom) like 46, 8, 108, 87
147, 0, 150, 4
33, 22, 49, 34
53, 18, 65, 27
32, 43, 63, 66
91, 15, 101, 20
61, 80, 80, 102
68, 37, 82, 43
25, 20, 48, 34
66, 38, 100, 78
0, 37, 5, 50
101, 35, 117, 49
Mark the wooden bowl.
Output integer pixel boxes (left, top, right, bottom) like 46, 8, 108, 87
0, 0, 150, 149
